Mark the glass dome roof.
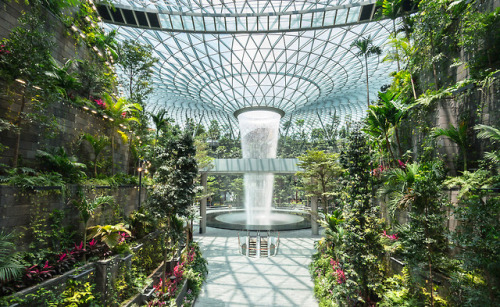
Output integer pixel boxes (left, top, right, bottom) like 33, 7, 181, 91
99, 0, 402, 133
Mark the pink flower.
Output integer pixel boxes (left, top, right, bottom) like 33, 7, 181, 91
398, 159, 406, 170
88, 238, 97, 248
121, 112, 127, 118
382, 230, 398, 240
336, 268, 346, 284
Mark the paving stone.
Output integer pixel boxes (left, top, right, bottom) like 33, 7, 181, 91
194, 227, 321, 307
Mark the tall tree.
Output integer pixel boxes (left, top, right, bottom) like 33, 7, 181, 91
351, 36, 382, 108
297, 150, 343, 213
147, 130, 198, 289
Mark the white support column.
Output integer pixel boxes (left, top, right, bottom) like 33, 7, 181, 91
200, 172, 208, 234
311, 196, 319, 235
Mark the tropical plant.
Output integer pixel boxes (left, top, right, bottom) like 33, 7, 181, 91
296, 150, 343, 213
381, 160, 449, 306
377, 0, 403, 71
73, 194, 114, 253
81, 133, 110, 177
0, 231, 24, 283
475, 124, 500, 165
36, 147, 87, 183
433, 121, 469, 171
351, 36, 382, 107
0, 9, 57, 168
101, 93, 142, 174
87, 223, 131, 249
147, 130, 198, 291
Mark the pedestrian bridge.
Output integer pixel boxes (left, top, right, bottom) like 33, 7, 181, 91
203, 159, 301, 174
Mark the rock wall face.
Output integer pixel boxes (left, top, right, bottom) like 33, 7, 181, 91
0, 1, 130, 173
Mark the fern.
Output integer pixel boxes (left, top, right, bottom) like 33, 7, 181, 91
0, 231, 24, 283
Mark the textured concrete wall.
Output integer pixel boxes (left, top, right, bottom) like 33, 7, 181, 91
0, 185, 147, 248
0, 1, 131, 172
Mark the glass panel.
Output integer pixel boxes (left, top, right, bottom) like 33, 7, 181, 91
159, 14, 172, 28
324, 10, 336, 26
193, 16, 204, 31
204, 16, 215, 31
182, 15, 194, 30
335, 9, 347, 25
257, 15, 268, 31
301, 12, 313, 28
237, 16, 247, 31
347, 7, 360, 23
268, 16, 279, 30
312, 11, 324, 27
226, 16, 237, 31
279, 15, 290, 30
215, 16, 226, 31
290, 14, 301, 29
247, 16, 257, 31
170, 15, 183, 29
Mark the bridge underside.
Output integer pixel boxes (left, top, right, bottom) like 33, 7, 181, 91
205, 159, 301, 174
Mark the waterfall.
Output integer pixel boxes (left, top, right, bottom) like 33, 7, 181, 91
237, 110, 281, 225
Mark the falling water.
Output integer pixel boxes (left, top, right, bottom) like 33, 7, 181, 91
237, 110, 281, 225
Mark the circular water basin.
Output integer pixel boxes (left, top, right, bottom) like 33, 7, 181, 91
206, 209, 311, 231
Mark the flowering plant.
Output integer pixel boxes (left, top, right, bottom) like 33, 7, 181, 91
94, 98, 106, 109
330, 259, 346, 284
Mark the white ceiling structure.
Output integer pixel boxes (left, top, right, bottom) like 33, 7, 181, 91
98, 0, 408, 135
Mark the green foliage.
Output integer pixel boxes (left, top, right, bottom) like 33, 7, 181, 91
148, 130, 198, 223
379, 268, 419, 307
0, 167, 64, 190
433, 122, 469, 171
36, 147, 87, 183
81, 133, 110, 177
0, 8, 55, 84
87, 223, 131, 249
0, 231, 24, 283
58, 279, 98, 307
49, 209, 75, 251
451, 193, 500, 305
116, 39, 158, 106
383, 160, 450, 305
73, 192, 114, 247
296, 150, 343, 213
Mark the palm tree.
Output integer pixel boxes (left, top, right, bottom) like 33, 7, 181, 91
81, 133, 110, 177
102, 93, 142, 175
150, 108, 171, 144
433, 122, 469, 171
351, 36, 382, 108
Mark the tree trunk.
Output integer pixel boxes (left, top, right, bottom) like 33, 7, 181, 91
385, 133, 396, 163
12, 93, 27, 168
410, 73, 418, 99
429, 35, 439, 91
395, 127, 403, 158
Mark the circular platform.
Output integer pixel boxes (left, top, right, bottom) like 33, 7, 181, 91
206, 209, 311, 231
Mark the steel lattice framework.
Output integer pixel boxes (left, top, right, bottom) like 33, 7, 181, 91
99, 0, 403, 135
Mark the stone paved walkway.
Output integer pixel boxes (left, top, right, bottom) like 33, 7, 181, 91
193, 227, 320, 307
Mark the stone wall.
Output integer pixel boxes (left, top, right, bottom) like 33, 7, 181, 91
0, 0, 93, 66
0, 0, 131, 172
0, 185, 147, 248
